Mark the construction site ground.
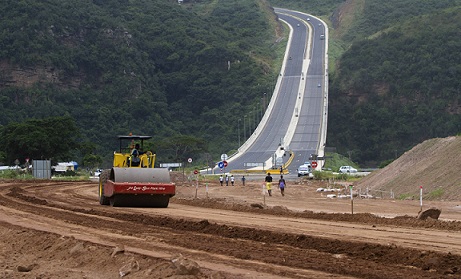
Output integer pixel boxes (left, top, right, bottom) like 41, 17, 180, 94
1, 173, 461, 279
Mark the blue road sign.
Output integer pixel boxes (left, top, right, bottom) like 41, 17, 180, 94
218, 161, 224, 168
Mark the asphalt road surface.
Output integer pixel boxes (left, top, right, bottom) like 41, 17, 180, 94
228, 9, 327, 175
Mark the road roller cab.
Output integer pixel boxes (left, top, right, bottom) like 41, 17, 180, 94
112, 135, 155, 168
98, 135, 176, 207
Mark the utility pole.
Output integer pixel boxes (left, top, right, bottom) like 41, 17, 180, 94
238, 119, 241, 147
254, 106, 257, 131
243, 115, 247, 141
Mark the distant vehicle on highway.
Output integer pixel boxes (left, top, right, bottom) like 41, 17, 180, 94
307, 17, 310, 21
339, 166, 357, 173
320, 34, 325, 40
297, 163, 313, 178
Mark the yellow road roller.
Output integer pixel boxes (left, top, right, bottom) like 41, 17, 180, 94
98, 135, 175, 207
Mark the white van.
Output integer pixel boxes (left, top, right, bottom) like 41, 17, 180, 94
298, 164, 313, 178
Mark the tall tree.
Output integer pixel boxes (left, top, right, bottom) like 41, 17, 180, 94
1, 116, 80, 165
156, 135, 207, 163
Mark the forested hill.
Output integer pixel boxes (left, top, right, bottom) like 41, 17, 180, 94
327, 2, 461, 165
0, 0, 280, 165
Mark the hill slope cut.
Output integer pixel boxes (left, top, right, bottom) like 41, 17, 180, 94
355, 136, 461, 201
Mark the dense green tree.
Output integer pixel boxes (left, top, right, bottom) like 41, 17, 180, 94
83, 154, 103, 169
156, 135, 207, 164
0, 116, 80, 165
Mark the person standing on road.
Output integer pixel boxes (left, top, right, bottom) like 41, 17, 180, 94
278, 175, 286, 196
265, 172, 273, 196
241, 176, 246, 186
219, 175, 224, 186
225, 175, 229, 186
230, 175, 235, 186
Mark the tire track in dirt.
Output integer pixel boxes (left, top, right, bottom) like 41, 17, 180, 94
1, 181, 461, 278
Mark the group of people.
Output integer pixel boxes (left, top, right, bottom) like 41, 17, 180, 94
218, 173, 286, 196
219, 174, 239, 186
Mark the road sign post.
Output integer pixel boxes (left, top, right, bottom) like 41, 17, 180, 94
419, 186, 423, 212
350, 185, 354, 215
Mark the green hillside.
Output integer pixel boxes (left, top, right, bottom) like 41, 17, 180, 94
328, 4, 461, 165
0, 0, 281, 166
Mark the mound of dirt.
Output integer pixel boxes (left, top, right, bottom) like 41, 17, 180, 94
355, 136, 461, 201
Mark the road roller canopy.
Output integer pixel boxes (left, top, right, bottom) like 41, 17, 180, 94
117, 135, 152, 154
117, 135, 152, 140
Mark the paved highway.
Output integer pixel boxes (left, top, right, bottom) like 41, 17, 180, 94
223, 9, 328, 175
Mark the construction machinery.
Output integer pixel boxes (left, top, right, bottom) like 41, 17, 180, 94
98, 135, 175, 207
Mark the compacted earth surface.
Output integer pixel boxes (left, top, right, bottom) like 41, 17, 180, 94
1, 174, 461, 279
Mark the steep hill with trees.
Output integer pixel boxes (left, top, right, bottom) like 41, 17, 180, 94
328, 2, 461, 165
0, 0, 281, 166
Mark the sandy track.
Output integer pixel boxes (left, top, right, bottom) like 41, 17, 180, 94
1, 179, 460, 278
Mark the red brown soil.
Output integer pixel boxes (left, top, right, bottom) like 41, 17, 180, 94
1, 173, 461, 279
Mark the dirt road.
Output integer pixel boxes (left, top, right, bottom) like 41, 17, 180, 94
1, 177, 461, 278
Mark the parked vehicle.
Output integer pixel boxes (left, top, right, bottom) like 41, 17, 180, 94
339, 166, 357, 173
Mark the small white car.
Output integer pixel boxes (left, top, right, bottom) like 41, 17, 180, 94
307, 17, 310, 21
339, 166, 357, 173
94, 169, 103, 177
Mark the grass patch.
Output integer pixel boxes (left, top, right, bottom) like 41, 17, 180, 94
0, 170, 34, 179
313, 170, 334, 180
398, 193, 415, 200
323, 152, 359, 173
51, 175, 90, 181
425, 188, 444, 200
